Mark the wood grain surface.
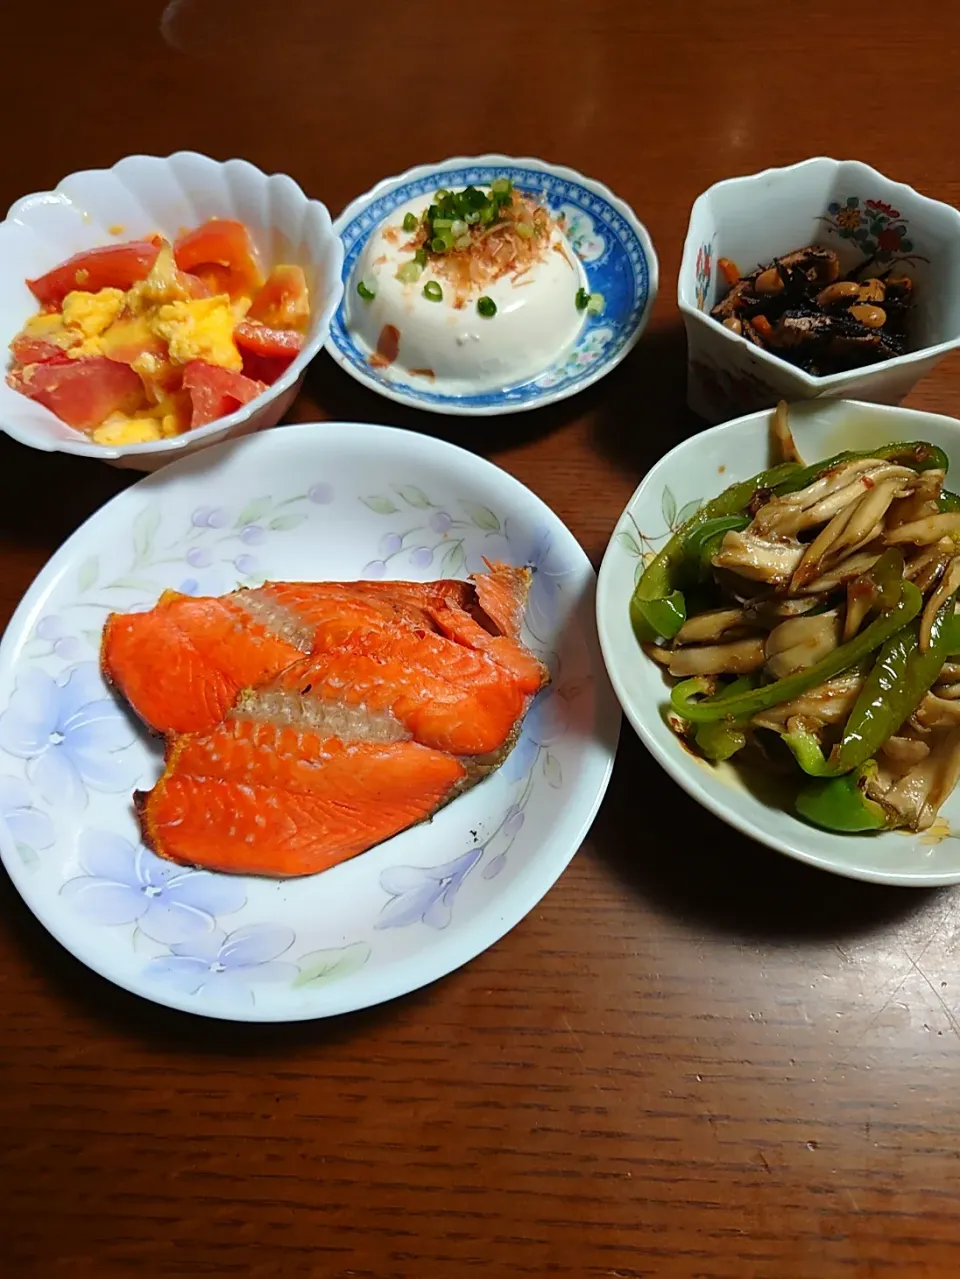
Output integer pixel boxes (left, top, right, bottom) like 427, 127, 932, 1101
4, 1, 960, 1275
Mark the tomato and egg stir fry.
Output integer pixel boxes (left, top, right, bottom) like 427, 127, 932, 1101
6, 219, 310, 445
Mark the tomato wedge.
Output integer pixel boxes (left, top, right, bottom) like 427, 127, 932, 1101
9, 335, 71, 365
240, 350, 297, 385
26, 238, 164, 306
247, 265, 310, 330
234, 321, 304, 360
14, 357, 145, 430
182, 361, 266, 428
173, 219, 263, 299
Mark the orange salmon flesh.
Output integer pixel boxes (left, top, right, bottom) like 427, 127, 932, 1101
104, 562, 549, 878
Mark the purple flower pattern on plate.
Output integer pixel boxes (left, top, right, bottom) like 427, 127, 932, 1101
377, 848, 483, 930
61, 830, 246, 944
500, 684, 570, 784
143, 924, 298, 1007
355, 488, 574, 619
34, 616, 85, 663
0, 663, 138, 808
0, 774, 54, 855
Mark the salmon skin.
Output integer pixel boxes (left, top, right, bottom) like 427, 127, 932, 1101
118, 562, 549, 878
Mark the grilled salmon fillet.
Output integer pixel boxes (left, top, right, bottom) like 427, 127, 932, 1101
102, 577, 481, 736
113, 562, 549, 878
137, 720, 468, 879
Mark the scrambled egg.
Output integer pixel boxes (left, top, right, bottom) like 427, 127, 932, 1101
123, 245, 244, 370
17, 241, 249, 443
92, 392, 190, 446
20, 311, 74, 348
152, 296, 243, 372
22, 289, 127, 358
22, 283, 244, 371
62, 288, 125, 342
127, 245, 195, 311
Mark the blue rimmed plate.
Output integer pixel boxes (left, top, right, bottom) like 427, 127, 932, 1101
325, 154, 658, 416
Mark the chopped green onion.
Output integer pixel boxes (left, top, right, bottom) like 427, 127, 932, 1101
414, 247, 427, 266
464, 210, 480, 225
431, 234, 453, 253
451, 219, 467, 237
479, 205, 496, 225
357, 280, 376, 302
423, 280, 443, 302
575, 287, 590, 311
477, 296, 497, 318
491, 177, 512, 195
402, 212, 418, 233
587, 291, 606, 316
516, 222, 534, 239
455, 234, 472, 250
432, 218, 454, 230
435, 189, 450, 202
396, 261, 422, 284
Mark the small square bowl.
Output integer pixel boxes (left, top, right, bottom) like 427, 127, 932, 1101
0, 152, 343, 471
678, 157, 960, 424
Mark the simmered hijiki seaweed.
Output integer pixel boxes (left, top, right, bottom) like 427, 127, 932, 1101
711, 246, 914, 376
635, 403, 960, 834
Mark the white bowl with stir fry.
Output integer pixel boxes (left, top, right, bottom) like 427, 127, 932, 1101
598, 398, 960, 886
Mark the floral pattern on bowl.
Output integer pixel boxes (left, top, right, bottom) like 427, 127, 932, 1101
0, 422, 619, 1020
820, 196, 928, 267
695, 241, 713, 311
326, 154, 657, 416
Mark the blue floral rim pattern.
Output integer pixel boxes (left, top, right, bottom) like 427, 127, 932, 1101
327, 164, 652, 410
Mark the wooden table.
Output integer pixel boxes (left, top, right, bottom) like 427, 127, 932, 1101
4, 2, 960, 1275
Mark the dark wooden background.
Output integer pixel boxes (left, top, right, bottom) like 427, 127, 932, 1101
3, 2, 960, 1275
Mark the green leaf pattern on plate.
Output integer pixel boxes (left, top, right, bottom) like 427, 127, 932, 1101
77, 557, 99, 594
362, 495, 399, 515
293, 941, 372, 989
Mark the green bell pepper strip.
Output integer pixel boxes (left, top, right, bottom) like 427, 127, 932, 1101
795, 761, 888, 833
867, 547, 905, 612
783, 591, 957, 777
692, 675, 755, 761
670, 580, 923, 724
631, 460, 806, 641
631, 591, 686, 641
694, 720, 747, 762
683, 515, 751, 569
944, 613, 960, 657
632, 441, 944, 645
939, 489, 960, 514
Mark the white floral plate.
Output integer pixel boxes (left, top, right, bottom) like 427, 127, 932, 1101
0, 422, 619, 1019
326, 154, 657, 415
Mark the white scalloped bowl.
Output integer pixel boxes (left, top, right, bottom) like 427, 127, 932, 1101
0, 152, 344, 471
